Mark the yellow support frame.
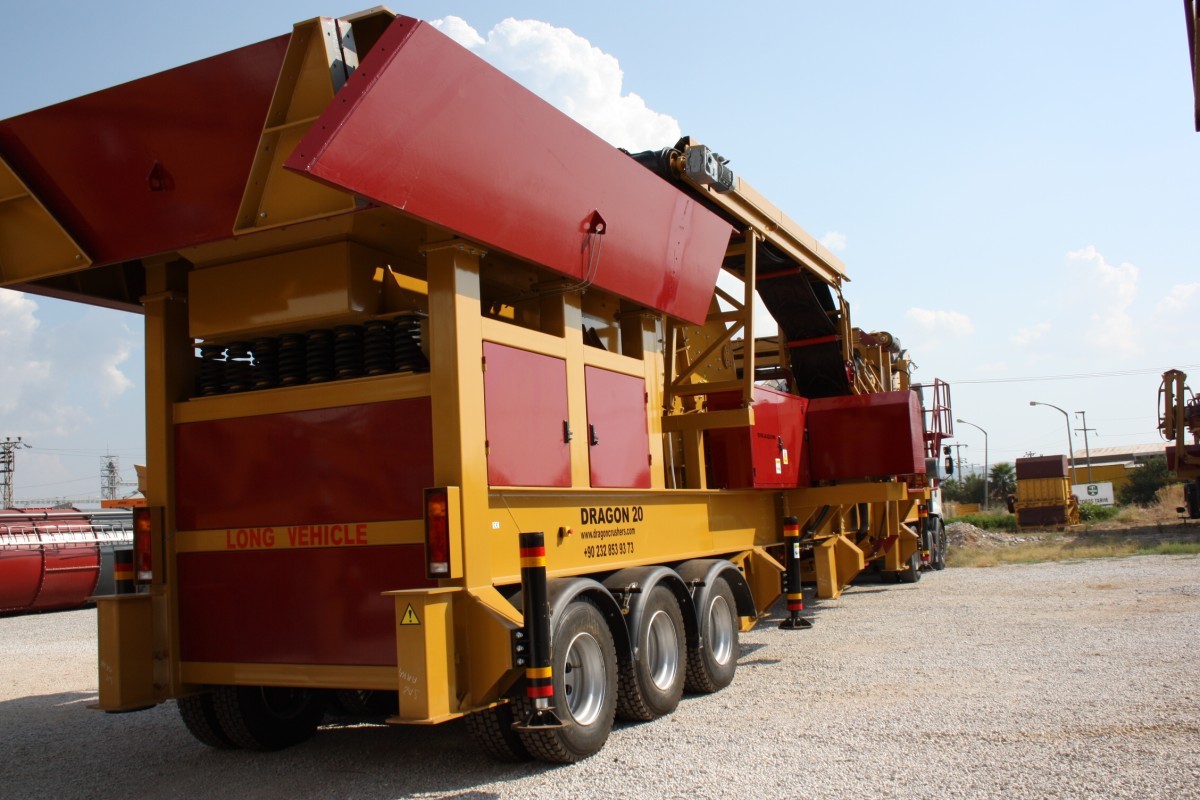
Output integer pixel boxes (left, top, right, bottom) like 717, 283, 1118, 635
0, 156, 91, 285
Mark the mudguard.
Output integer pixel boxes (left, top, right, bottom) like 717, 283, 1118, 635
602, 566, 696, 662
673, 559, 756, 649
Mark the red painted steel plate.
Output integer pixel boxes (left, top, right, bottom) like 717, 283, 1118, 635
807, 391, 926, 481
584, 366, 650, 488
1166, 445, 1200, 473
1015, 455, 1070, 480
483, 342, 571, 487
0, 36, 288, 269
34, 543, 100, 611
177, 545, 432, 666
0, 549, 42, 611
175, 398, 434, 531
708, 387, 810, 489
285, 18, 731, 325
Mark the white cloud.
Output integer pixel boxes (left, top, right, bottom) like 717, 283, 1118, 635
431, 16, 680, 152
0, 290, 51, 415
0, 290, 140, 441
432, 15, 484, 49
905, 307, 974, 337
1011, 322, 1051, 346
1065, 245, 1139, 357
1153, 282, 1200, 318
820, 231, 847, 252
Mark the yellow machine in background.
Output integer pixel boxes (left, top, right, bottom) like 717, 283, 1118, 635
1160, 369, 1200, 517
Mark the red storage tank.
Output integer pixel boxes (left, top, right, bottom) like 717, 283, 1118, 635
0, 509, 132, 614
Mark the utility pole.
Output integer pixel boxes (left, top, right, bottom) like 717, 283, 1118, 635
1074, 411, 1096, 484
1, 437, 32, 509
951, 443, 968, 475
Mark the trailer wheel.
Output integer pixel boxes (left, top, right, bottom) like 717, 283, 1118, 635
898, 549, 922, 583
178, 693, 239, 749
932, 520, 948, 570
517, 598, 617, 763
616, 585, 686, 721
466, 702, 532, 761
212, 685, 326, 751
685, 576, 738, 694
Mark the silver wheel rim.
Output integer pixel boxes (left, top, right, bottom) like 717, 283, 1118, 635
563, 630, 606, 725
645, 608, 680, 691
708, 594, 734, 666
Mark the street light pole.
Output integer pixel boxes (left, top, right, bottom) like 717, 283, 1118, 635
1029, 401, 1075, 484
955, 419, 988, 509
1074, 411, 1095, 484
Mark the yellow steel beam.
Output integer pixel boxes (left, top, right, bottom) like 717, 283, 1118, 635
234, 16, 371, 233
142, 259, 192, 699
0, 156, 91, 285
670, 140, 847, 288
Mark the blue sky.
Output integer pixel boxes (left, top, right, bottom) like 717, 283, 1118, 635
1, 2, 1196, 500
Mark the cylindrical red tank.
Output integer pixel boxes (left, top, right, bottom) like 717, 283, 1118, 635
0, 509, 133, 614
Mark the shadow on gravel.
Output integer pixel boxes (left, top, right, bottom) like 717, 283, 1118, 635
0, 690, 568, 800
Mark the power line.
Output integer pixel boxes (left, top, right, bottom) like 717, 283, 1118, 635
944, 364, 1200, 386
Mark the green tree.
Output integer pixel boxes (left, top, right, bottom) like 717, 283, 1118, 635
1117, 456, 1173, 507
989, 462, 1017, 502
943, 473, 986, 505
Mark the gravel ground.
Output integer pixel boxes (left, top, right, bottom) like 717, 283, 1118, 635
3, 555, 1200, 799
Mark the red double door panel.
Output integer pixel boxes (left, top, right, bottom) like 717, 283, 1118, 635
482, 342, 650, 489
173, 398, 435, 667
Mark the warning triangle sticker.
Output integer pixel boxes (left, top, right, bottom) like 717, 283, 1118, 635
401, 604, 421, 625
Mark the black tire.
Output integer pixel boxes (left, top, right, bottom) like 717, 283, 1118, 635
517, 599, 617, 763
1186, 480, 1200, 519
933, 520, 948, 570
616, 585, 686, 721
898, 549, 922, 583
178, 693, 239, 749
465, 702, 532, 761
685, 576, 738, 694
212, 685, 326, 751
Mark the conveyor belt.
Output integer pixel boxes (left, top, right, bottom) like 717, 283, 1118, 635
754, 254, 850, 399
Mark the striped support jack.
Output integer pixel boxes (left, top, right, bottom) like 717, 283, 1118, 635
779, 515, 813, 630
512, 531, 567, 730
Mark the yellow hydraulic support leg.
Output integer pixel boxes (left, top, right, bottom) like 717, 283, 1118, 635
812, 534, 865, 600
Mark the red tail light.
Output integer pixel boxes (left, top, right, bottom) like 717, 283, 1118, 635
133, 507, 153, 582
425, 488, 450, 578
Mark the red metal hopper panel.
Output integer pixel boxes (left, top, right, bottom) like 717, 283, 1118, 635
807, 391, 925, 481
285, 17, 731, 325
707, 387, 810, 489
0, 36, 288, 269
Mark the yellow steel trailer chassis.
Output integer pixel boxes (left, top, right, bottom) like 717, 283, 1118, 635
1, 9, 942, 764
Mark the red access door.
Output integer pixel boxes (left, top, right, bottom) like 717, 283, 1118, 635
585, 366, 651, 488
483, 342, 571, 487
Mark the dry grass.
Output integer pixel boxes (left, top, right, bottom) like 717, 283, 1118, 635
945, 525, 1200, 568
946, 533, 1200, 568
947, 483, 1200, 568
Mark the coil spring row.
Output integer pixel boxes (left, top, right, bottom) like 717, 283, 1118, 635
195, 317, 428, 396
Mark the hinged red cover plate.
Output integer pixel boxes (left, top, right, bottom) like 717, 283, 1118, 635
284, 17, 731, 325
